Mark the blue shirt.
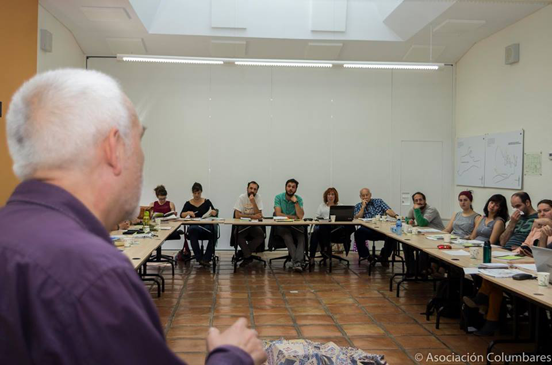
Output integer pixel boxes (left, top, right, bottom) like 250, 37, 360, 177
354, 198, 391, 218
274, 192, 303, 216
0, 180, 252, 365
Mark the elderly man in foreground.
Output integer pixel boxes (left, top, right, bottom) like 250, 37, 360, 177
0, 69, 266, 365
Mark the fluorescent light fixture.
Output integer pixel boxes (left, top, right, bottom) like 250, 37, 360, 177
117, 55, 442, 70
343, 63, 441, 70
118, 55, 224, 65
235, 61, 332, 68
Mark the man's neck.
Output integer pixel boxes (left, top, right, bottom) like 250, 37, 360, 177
34, 173, 111, 229
285, 194, 293, 201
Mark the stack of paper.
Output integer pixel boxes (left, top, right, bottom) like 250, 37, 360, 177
443, 250, 470, 256
479, 269, 525, 278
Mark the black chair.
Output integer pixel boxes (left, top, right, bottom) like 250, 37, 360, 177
183, 223, 220, 274
230, 213, 267, 272
313, 225, 353, 272
268, 223, 308, 269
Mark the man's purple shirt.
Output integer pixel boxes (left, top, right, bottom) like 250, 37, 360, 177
0, 180, 253, 365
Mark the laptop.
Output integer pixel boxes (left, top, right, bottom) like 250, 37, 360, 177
532, 246, 552, 284
329, 205, 355, 222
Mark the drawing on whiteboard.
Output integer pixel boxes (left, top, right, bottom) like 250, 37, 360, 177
457, 147, 482, 176
491, 145, 519, 184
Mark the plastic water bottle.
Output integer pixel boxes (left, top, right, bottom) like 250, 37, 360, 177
483, 240, 492, 263
143, 211, 150, 233
395, 217, 402, 236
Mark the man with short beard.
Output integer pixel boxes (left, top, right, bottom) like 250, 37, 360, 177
274, 178, 306, 272
234, 181, 265, 267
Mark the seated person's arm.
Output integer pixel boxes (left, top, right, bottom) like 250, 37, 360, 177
538, 225, 552, 247
385, 208, 398, 218
489, 219, 505, 245
443, 214, 455, 234
170, 202, 176, 214
295, 204, 304, 220
413, 208, 429, 227
469, 216, 483, 240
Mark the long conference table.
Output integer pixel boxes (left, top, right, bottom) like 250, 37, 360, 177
115, 217, 552, 312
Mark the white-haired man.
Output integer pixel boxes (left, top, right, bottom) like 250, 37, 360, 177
0, 69, 266, 365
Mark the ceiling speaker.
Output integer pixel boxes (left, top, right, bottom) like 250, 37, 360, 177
505, 43, 519, 65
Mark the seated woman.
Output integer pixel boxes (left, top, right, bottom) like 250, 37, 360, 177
148, 185, 177, 217
468, 194, 508, 244
309, 188, 354, 266
443, 191, 480, 238
513, 199, 552, 256
180, 182, 218, 267
463, 194, 510, 336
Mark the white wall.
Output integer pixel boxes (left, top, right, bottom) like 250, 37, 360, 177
455, 5, 552, 215
38, 5, 85, 72
89, 58, 453, 249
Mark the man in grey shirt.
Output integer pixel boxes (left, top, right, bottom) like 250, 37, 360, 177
406, 192, 445, 230
404, 192, 444, 276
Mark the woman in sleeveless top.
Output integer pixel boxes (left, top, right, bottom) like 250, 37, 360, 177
444, 191, 480, 238
180, 182, 219, 267
463, 194, 509, 336
468, 194, 508, 244
148, 185, 176, 216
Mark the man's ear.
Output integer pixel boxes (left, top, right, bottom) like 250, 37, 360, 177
104, 127, 123, 176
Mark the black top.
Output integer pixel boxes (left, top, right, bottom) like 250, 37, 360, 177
181, 199, 216, 218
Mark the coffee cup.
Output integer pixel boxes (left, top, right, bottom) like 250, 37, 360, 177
330, 215, 336, 223
444, 234, 451, 243
469, 247, 480, 260
412, 228, 419, 235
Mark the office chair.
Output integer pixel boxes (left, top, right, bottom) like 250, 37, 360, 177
183, 223, 220, 274
268, 223, 308, 269
315, 225, 353, 272
230, 212, 267, 272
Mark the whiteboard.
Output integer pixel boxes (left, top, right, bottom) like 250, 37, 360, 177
456, 135, 485, 187
484, 130, 524, 189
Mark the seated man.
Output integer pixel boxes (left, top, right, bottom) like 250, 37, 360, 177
353, 188, 398, 263
0, 69, 265, 365
404, 192, 445, 277
500, 192, 538, 251
274, 179, 306, 272
234, 181, 265, 267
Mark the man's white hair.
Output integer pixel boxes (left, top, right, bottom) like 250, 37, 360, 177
6, 68, 131, 180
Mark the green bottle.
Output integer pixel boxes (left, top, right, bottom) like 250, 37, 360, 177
483, 240, 492, 263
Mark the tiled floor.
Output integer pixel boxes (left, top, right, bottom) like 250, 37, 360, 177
148, 251, 534, 365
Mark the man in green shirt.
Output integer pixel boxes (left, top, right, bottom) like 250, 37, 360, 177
274, 179, 305, 272
500, 192, 537, 250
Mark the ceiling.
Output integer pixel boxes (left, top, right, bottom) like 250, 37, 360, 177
39, 0, 552, 63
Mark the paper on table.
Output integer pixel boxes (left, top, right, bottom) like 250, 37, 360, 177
158, 226, 172, 230
492, 251, 512, 257
463, 268, 479, 275
418, 228, 442, 233
443, 250, 470, 256
497, 255, 524, 261
427, 234, 458, 241
202, 208, 213, 219
479, 269, 525, 278
515, 264, 537, 271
